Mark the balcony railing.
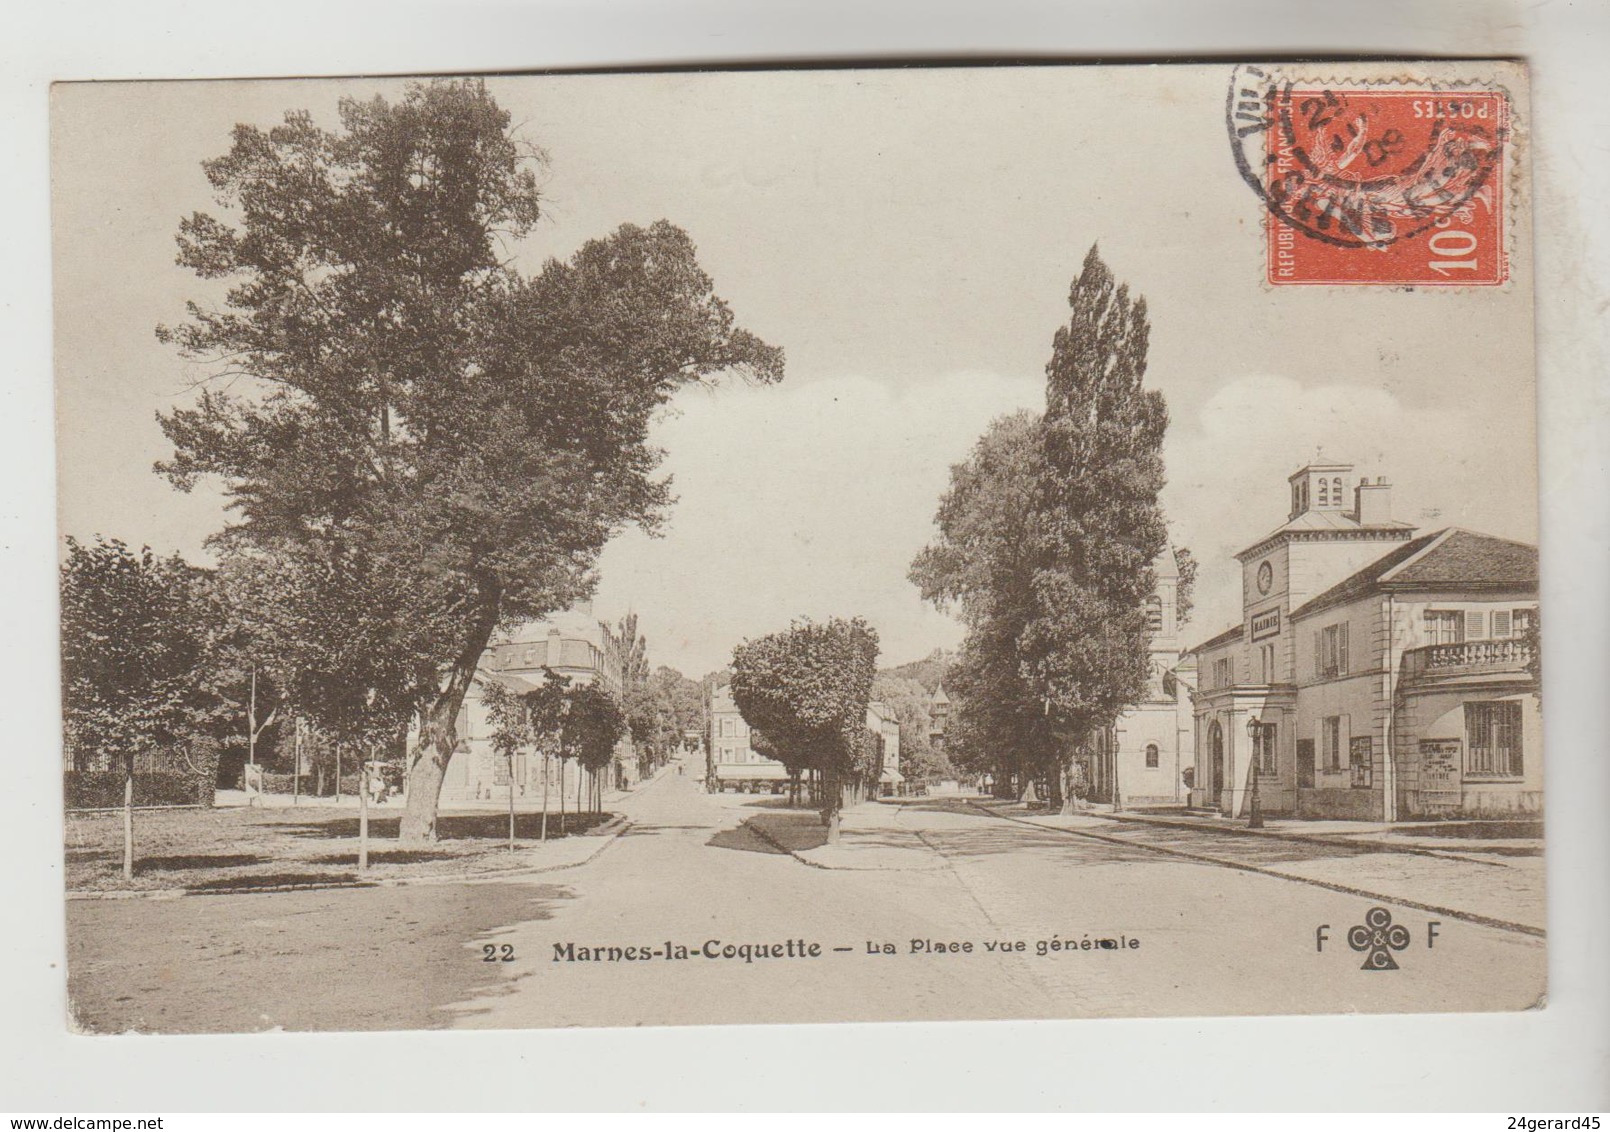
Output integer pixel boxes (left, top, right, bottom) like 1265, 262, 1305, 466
1401, 638, 1535, 682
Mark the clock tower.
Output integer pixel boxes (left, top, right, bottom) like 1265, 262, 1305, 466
1235, 461, 1419, 685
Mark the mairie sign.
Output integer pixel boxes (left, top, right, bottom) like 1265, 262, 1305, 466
1250, 607, 1281, 640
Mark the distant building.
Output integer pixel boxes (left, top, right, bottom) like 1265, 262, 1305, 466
1104, 550, 1196, 806
707, 683, 902, 795
1185, 462, 1539, 821
870, 702, 903, 797
439, 601, 639, 803
927, 686, 950, 754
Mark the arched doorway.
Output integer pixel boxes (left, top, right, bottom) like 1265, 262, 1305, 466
1208, 720, 1225, 810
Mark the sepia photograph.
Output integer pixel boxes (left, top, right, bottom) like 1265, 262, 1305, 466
50, 60, 1549, 1038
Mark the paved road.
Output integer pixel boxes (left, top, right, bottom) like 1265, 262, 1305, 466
446, 763, 1547, 1028
66, 760, 1547, 1032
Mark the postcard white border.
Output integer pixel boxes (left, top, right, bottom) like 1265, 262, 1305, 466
3, 0, 1607, 1112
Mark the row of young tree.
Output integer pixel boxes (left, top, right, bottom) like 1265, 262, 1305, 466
482, 672, 624, 847
61, 531, 698, 874
59, 535, 419, 875
909, 247, 1193, 811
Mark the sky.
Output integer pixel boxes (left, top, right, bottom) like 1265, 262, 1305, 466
51, 66, 1538, 677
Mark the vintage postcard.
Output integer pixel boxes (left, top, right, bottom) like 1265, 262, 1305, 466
53, 61, 1541, 1034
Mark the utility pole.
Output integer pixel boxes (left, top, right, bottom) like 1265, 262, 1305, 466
1246, 716, 1265, 829
1111, 726, 1123, 813
245, 665, 278, 805
507, 746, 517, 854
247, 666, 258, 806
358, 745, 369, 870
541, 751, 550, 842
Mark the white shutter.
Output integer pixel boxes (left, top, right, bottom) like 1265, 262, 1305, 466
1465, 610, 1486, 639
1492, 610, 1512, 638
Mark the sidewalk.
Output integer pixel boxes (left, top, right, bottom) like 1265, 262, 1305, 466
1073, 805, 1543, 860
972, 801, 1546, 934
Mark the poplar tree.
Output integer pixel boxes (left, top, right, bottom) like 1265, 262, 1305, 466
1022, 246, 1169, 811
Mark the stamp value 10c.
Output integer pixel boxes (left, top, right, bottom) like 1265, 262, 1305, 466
1229, 68, 1511, 287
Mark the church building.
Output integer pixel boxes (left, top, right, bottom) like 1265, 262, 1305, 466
1102, 550, 1196, 806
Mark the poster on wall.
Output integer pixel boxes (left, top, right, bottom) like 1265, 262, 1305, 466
1420, 739, 1465, 807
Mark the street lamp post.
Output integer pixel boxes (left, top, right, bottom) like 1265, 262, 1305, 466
1245, 715, 1265, 829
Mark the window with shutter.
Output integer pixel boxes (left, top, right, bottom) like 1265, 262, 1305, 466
1465, 610, 1486, 639
1492, 610, 1512, 638
1338, 622, 1349, 674
1425, 610, 1463, 645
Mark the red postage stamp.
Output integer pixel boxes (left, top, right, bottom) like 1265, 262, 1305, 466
1227, 69, 1510, 286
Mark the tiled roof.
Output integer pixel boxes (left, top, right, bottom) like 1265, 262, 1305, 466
1186, 623, 1244, 655
1386, 528, 1538, 587
478, 669, 542, 694
1290, 528, 1538, 620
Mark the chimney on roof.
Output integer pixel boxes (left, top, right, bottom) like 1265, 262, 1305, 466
1355, 476, 1392, 526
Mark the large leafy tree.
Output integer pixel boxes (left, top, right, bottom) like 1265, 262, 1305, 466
910, 410, 1056, 797
632, 664, 702, 771
729, 617, 879, 842
1022, 246, 1169, 811
156, 80, 782, 841
647, 665, 703, 748
60, 537, 215, 878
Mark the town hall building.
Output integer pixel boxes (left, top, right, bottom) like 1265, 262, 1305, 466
1185, 462, 1540, 822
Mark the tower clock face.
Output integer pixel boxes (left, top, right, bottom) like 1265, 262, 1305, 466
1257, 560, 1273, 595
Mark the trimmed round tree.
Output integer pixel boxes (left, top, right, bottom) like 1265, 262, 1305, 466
730, 617, 879, 843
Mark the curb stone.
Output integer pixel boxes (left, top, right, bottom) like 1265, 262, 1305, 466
66, 815, 632, 901
741, 815, 942, 872
989, 803, 1527, 866
741, 816, 833, 870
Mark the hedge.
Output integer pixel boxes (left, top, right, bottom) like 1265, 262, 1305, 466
65, 770, 213, 810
